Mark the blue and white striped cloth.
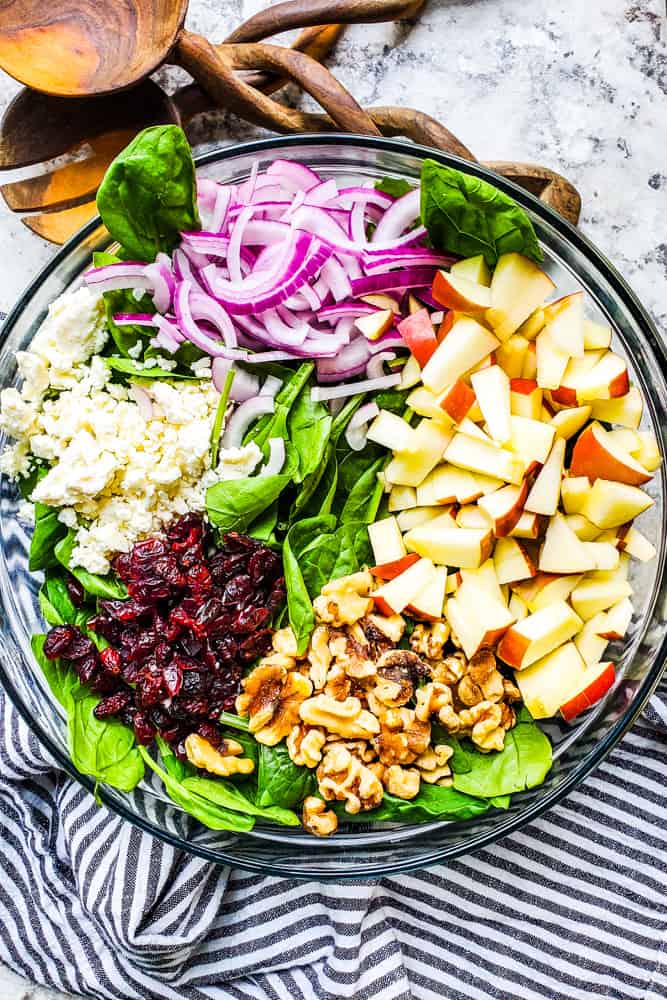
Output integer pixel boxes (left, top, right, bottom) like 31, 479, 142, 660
0, 680, 664, 1000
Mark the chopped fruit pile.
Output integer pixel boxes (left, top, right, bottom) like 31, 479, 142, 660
364, 252, 660, 722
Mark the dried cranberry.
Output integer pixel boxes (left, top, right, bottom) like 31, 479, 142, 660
65, 574, 86, 608
43, 626, 79, 659
197, 721, 223, 747
94, 690, 132, 719
234, 606, 270, 634
162, 664, 183, 697
76, 655, 99, 685
99, 598, 152, 622
99, 647, 122, 675
137, 671, 164, 708
133, 713, 156, 744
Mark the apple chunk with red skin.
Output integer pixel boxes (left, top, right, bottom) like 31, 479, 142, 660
570, 422, 651, 486
543, 291, 585, 357
445, 580, 515, 659
515, 642, 587, 719
560, 662, 615, 722
497, 600, 583, 670
397, 309, 438, 367
432, 269, 492, 316
478, 482, 529, 537
440, 379, 476, 423
485, 253, 556, 342
421, 317, 499, 394
371, 554, 420, 581
372, 557, 436, 616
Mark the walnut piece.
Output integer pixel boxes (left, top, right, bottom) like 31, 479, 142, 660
411, 621, 450, 660
362, 613, 405, 646
414, 744, 454, 785
236, 664, 312, 745
374, 707, 431, 765
458, 650, 505, 706
384, 764, 420, 799
287, 724, 326, 768
299, 694, 380, 739
272, 626, 301, 658
302, 796, 338, 837
329, 631, 376, 680
184, 734, 254, 777
430, 652, 467, 685
414, 681, 453, 723
323, 663, 353, 702
317, 746, 383, 814
459, 701, 506, 751
324, 737, 377, 763
307, 625, 332, 691
313, 571, 373, 626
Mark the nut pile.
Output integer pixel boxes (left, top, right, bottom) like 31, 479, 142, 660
235, 571, 521, 836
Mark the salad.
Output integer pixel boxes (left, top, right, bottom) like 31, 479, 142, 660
0, 126, 660, 837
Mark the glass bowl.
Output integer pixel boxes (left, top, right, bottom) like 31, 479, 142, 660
0, 136, 665, 879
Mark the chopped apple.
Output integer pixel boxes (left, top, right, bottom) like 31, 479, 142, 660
451, 254, 491, 286
458, 417, 493, 442
517, 308, 546, 341
367, 410, 414, 452
570, 578, 633, 620
515, 642, 587, 719
550, 405, 592, 440
575, 352, 629, 402
536, 328, 570, 390
575, 614, 610, 665
445, 581, 515, 659
589, 553, 631, 584
397, 309, 438, 367
508, 415, 555, 467
525, 437, 565, 516
406, 565, 447, 620
590, 386, 643, 428
445, 570, 461, 594
597, 597, 633, 640
635, 430, 661, 472
495, 335, 530, 378
371, 553, 420, 581
605, 429, 642, 456
570, 422, 651, 486
470, 365, 511, 443
563, 514, 601, 541
497, 600, 583, 669
509, 511, 545, 539
510, 379, 543, 420
439, 379, 477, 423
355, 309, 394, 341
539, 513, 597, 574
432, 270, 492, 316
494, 536, 537, 584
368, 516, 406, 566
385, 420, 454, 487
404, 521, 495, 569
397, 506, 449, 533
583, 318, 612, 350
581, 541, 620, 571
459, 559, 506, 603
421, 317, 499, 394
388, 485, 417, 513
400, 353, 422, 389
445, 432, 524, 484
372, 557, 437, 615
407, 386, 453, 424
361, 293, 399, 312
478, 482, 528, 537
560, 661, 615, 721
486, 253, 556, 342
522, 341, 538, 379
560, 476, 591, 514
579, 479, 653, 529
456, 505, 493, 530
509, 592, 529, 621
416, 465, 500, 506
616, 523, 656, 562
543, 291, 585, 357
512, 572, 583, 611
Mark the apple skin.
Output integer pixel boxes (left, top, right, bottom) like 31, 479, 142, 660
432, 270, 491, 315
560, 662, 615, 721
571, 424, 652, 486
398, 309, 438, 367
480, 481, 529, 537
440, 379, 476, 423
371, 553, 420, 581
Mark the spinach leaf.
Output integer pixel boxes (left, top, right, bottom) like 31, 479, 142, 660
244, 363, 313, 453
282, 515, 335, 654
375, 177, 415, 199
29, 503, 67, 571
104, 357, 197, 380
330, 394, 367, 444
290, 440, 338, 525
218, 711, 250, 732
298, 520, 372, 597
248, 502, 279, 544
446, 709, 552, 798
206, 474, 291, 535
32, 635, 144, 792
93, 251, 156, 357
256, 742, 316, 809
336, 782, 491, 824
96, 125, 199, 262
338, 456, 385, 525
54, 532, 128, 600
374, 387, 410, 415
139, 746, 254, 832
420, 159, 543, 267
287, 386, 332, 484
182, 775, 300, 827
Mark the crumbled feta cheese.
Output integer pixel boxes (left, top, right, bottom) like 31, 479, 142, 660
127, 340, 143, 359
57, 507, 77, 528
216, 443, 263, 480
0, 389, 39, 438
191, 357, 213, 378
28, 286, 107, 389
154, 356, 178, 372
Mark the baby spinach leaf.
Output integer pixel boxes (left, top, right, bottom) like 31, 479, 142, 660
218, 711, 250, 732
96, 125, 199, 262
282, 515, 335, 654
182, 775, 300, 827
298, 520, 372, 597
256, 742, 316, 810
447, 709, 552, 798
336, 783, 492, 824
287, 386, 332, 484
244, 363, 313, 454
206, 474, 291, 535
32, 635, 144, 792
375, 176, 415, 199
248, 502, 279, 544
29, 503, 67, 571
38, 588, 63, 628
54, 532, 128, 600
420, 158, 543, 267
93, 250, 155, 357
104, 356, 197, 380
290, 441, 338, 524
338, 456, 385, 525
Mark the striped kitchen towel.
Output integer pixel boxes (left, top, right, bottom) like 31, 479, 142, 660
0, 681, 664, 1000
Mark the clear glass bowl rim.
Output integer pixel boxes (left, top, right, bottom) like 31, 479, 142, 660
1, 133, 666, 878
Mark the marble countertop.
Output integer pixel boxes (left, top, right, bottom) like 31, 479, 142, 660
0, 0, 664, 996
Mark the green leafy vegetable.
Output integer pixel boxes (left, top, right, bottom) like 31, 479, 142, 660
218, 711, 250, 732
206, 474, 291, 535
244, 363, 313, 455
32, 635, 144, 792
29, 503, 67, 571
248, 502, 279, 544
287, 385, 332, 483
96, 125, 199, 262
338, 455, 385, 525
336, 782, 492, 824
210, 367, 235, 469
256, 742, 316, 809
104, 357, 197, 380
375, 176, 415, 199
54, 532, 128, 600
181, 775, 300, 826
282, 515, 335, 654
420, 159, 543, 267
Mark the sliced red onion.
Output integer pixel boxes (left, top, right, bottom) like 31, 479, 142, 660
243, 350, 300, 363
211, 185, 232, 233
221, 395, 275, 448
290, 206, 362, 256
181, 232, 230, 257
411, 286, 443, 310
228, 204, 255, 283
112, 313, 156, 326
304, 179, 338, 205
261, 308, 309, 346
189, 290, 237, 348
372, 187, 420, 243
260, 375, 282, 398
84, 262, 152, 294
128, 384, 154, 420
211, 358, 260, 401
366, 351, 396, 380
338, 186, 395, 210
317, 302, 379, 324
174, 281, 232, 357
350, 200, 367, 245
320, 256, 352, 303
316, 337, 371, 383
311, 373, 402, 402
238, 160, 259, 204
364, 250, 453, 274
259, 437, 286, 476
367, 330, 406, 353
344, 400, 380, 451
197, 178, 219, 211
267, 159, 322, 192
350, 267, 439, 297
144, 257, 175, 313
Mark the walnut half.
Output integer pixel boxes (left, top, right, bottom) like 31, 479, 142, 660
302, 796, 338, 837
184, 734, 254, 777
299, 694, 380, 739
236, 664, 312, 746
317, 746, 383, 814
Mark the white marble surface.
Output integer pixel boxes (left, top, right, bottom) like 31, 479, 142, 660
0, 0, 664, 996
